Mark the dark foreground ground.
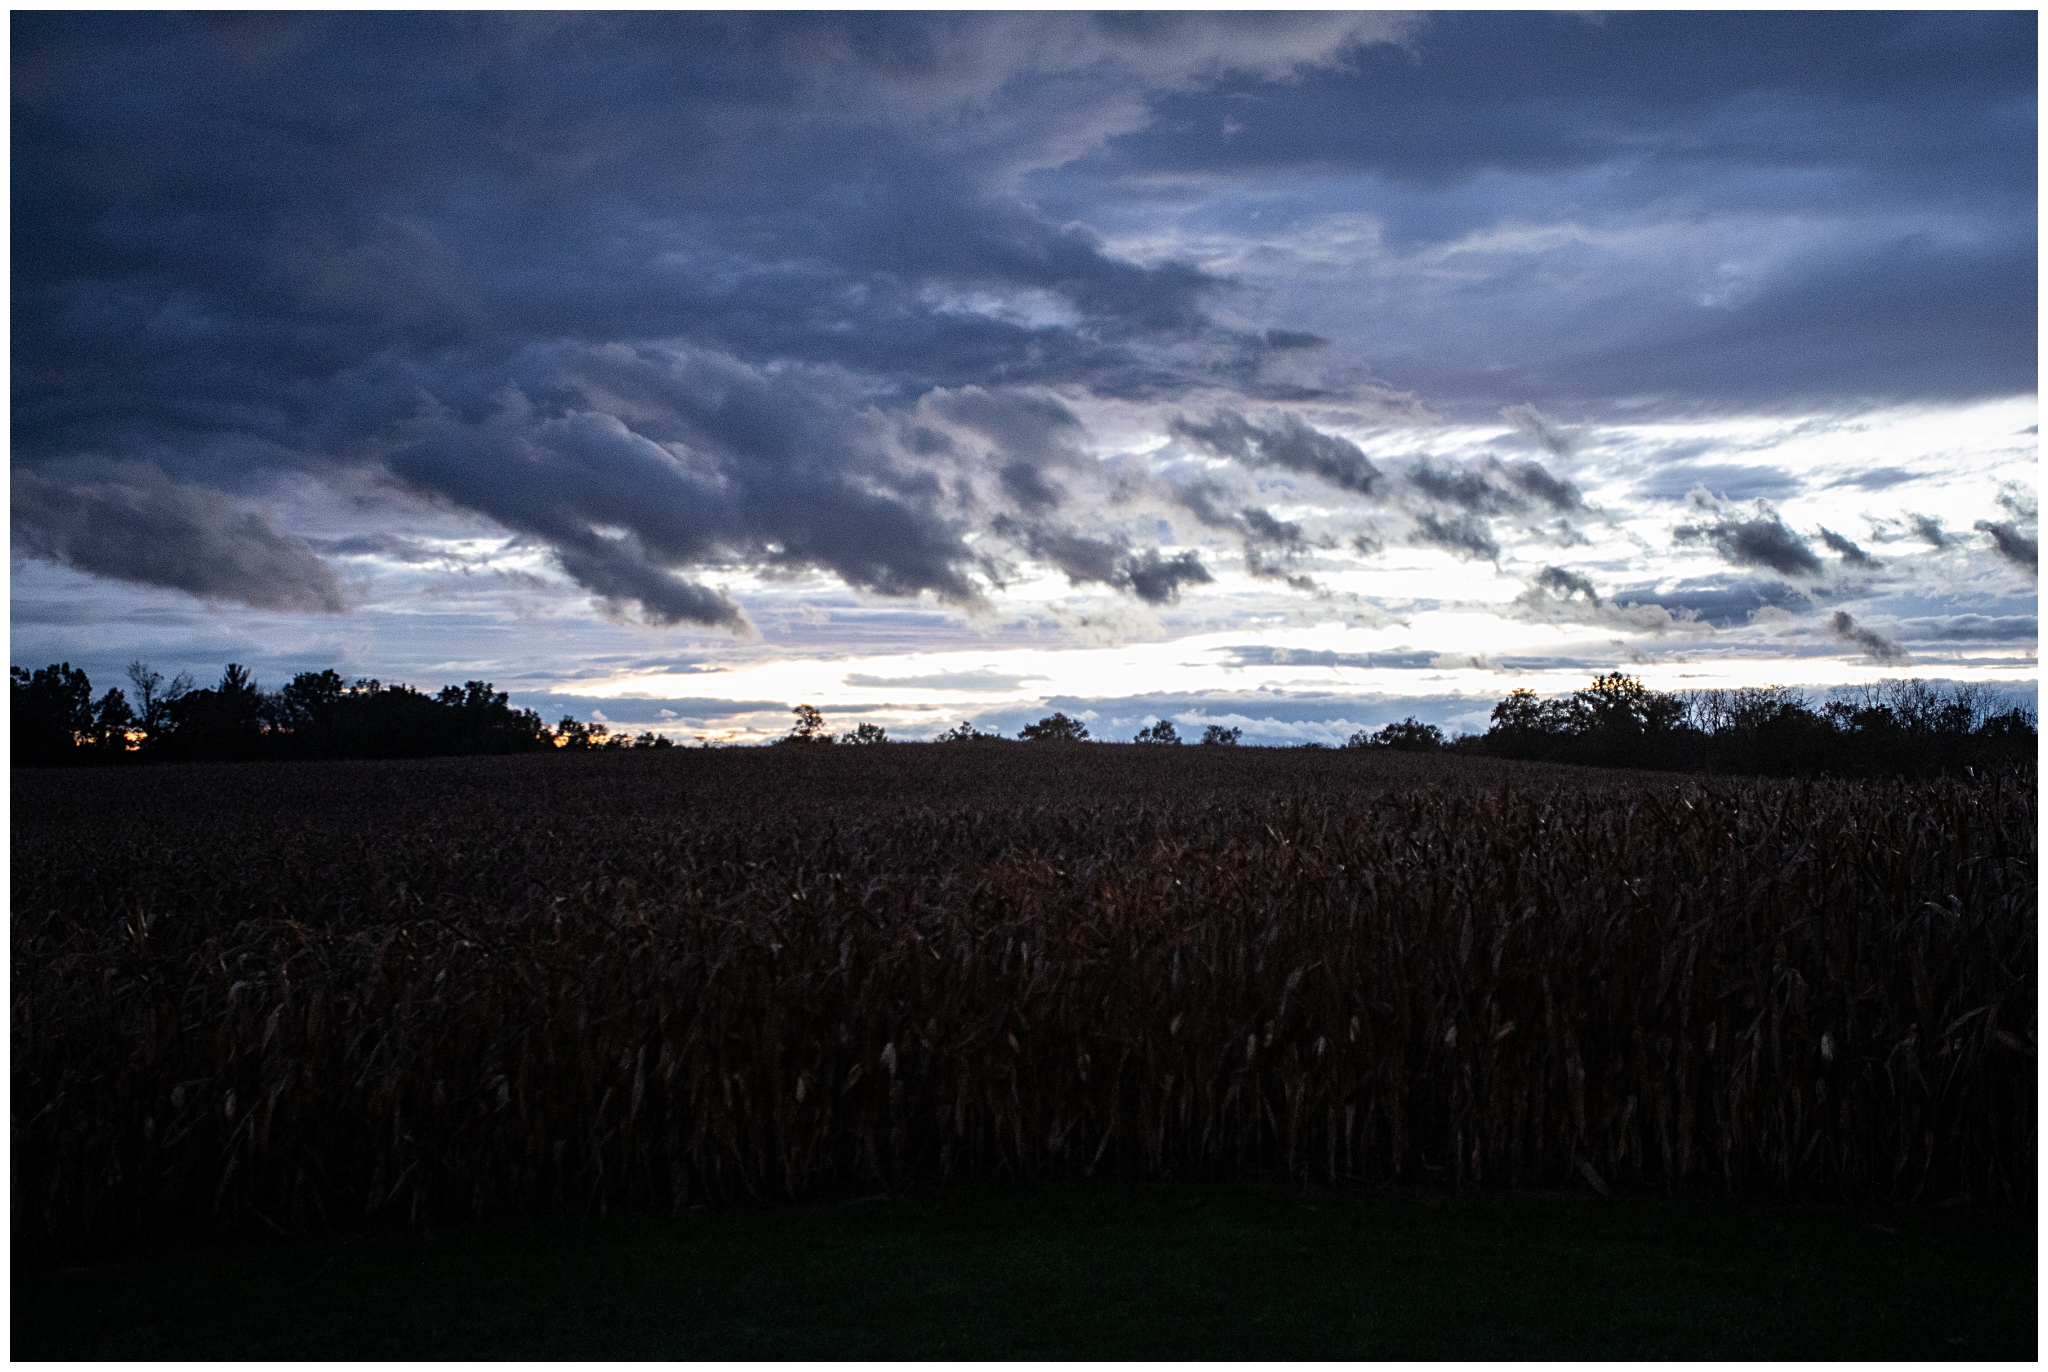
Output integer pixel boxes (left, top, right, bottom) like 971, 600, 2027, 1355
14, 1180, 2035, 1361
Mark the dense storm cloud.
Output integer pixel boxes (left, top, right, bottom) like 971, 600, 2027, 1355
15, 13, 1437, 621
1047, 11, 2036, 411
12, 465, 346, 614
381, 348, 993, 627
10, 12, 2034, 732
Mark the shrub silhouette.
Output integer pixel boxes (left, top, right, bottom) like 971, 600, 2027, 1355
1020, 711, 1090, 743
1349, 718, 1446, 751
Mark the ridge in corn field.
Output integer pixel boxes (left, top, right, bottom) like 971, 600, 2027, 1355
14, 744, 2034, 1260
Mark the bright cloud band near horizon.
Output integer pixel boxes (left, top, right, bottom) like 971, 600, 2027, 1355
11, 12, 2036, 742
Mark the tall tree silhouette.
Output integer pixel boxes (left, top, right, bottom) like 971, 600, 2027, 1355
88, 686, 134, 756
10, 663, 93, 765
124, 661, 193, 748
156, 664, 267, 762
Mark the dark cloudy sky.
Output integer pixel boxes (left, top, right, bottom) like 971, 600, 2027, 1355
12, 11, 2037, 741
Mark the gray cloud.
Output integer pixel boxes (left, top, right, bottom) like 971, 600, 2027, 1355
17, 15, 1415, 623
385, 347, 988, 627
1501, 460, 1585, 513
931, 388, 1087, 513
1829, 610, 1908, 664
1608, 578, 1807, 629
781, 11, 1416, 126
1168, 410, 1593, 572
1243, 549, 1325, 596
1171, 409, 1382, 493
1533, 565, 1601, 603
1235, 506, 1310, 552
1342, 449, 1593, 570
9, 11, 2032, 647
1220, 646, 1438, 671
1406, 455, 1583, 518
313, 533, 452, 564
1892, 614, 2036, 643
1907, 513, 1955, 549
1163, 480, 1315, 565
1263, 329, 1330, 351
1974, 520, 2038, 573
524, 695, 788, 725
12, 465, 345, 613
1409, 511, 1500, 562
551, 534, 749, 632
1816, 526, 1878, 567
843, 669, 1047, 691
1638, 463, 1804, 502
1407, 460, 1516, 516
1500, 403, 1577, 458
1056, 12, 2032, 414
1832, 466, 1920, 491
990, 517, 1213, 605
1673, 503, 1822, 579
1126, 549, 1214, 603
1510, 565, 1709, 636
1996, 487, 2038, 523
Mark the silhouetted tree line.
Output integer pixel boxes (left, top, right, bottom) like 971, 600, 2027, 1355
1120, 675, 2034, 779
979, 676, 2033, 780
16, 662, 2031, 778
1460, 673, 2031, 779
9, 661, 671, 766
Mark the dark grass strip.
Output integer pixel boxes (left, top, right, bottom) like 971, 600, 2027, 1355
12, 1181, 2036, 1361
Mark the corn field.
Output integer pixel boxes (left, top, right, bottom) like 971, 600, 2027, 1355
13, 747, 2036, 1251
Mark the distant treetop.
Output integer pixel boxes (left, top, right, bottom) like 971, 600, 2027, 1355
1020, 712, 1091, 743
